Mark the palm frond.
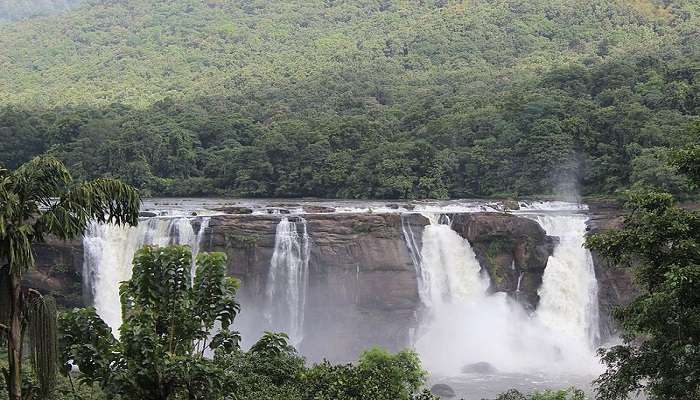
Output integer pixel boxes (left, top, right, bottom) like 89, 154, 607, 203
11, 156, 71, 205
27, 295, 59, 398
37, 178, 141, 240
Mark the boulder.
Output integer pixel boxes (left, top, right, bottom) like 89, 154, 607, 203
502, 200, 520, 211
266, 208, 291, 214
139, 211, 158, 217
430, 383, 456, 398
302, 205, 336, 213
213, 206, 254, 214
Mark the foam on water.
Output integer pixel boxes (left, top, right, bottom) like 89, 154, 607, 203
410, 212, 601, 376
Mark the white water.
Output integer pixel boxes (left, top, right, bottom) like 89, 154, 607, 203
83, 217, 210, 335
263, 217, 311, 345
533, 215, 600, 348
191, 217, 211, 281
418, 220, 489, 309
411, 213, 601, 376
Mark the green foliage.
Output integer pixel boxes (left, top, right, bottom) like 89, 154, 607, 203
0, 156, 139, 400
0, 1, 698, 199
0, 352, 108, 400
26, 296, 59, 399
216, 340, 436, 400
61, 248, 435, 399
0, 0, 81, 21
585, 152, 700, 399
353, 348, 430, 400
60, 246, 241, 400
496, 388, 586, 400
671, 143, 700, 185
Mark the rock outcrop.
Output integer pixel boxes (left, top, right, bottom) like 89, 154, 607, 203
450, 213, 556, 310
203, 213, 427, 360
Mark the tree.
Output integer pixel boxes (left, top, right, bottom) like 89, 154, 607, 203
586, 145, 700, 399
495, 388, 585, 400
0, 156, 140, 400
60, 245, 241, 400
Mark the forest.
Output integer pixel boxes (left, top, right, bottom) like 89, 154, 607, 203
1, 0, 698, 199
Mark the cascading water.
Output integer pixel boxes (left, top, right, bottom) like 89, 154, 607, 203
83, 217, 210, 335
263, 217, 311, 345
190, 217, 211, 281
532, 215, 600, 347
418, 215, 489, 309
410, 212, 601, 376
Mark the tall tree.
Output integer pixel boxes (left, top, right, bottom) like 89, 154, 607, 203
0, 156, 140, 400
586, 145, 700, 400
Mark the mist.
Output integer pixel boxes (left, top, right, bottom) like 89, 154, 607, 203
0, 0, 80, 21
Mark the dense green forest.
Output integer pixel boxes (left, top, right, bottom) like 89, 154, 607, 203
0, 0, 698, 199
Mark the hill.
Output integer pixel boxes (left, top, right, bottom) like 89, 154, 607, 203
0, 0, 698, 198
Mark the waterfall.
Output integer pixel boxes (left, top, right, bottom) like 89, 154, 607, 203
418, 218, 489, 308
263, 217, 311, 345
191, 217, 211, 281
401, 214, 427, 303
411, 213, 601, 376
83, 217, 210, 335
532, 215, 600, 347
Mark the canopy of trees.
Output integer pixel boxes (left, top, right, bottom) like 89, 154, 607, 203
1, 0, 699, 199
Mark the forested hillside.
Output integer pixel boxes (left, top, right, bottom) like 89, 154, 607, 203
0, 0, 698, 198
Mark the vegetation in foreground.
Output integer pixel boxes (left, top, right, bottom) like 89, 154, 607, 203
586, 145, 700, 400
0, 156, 140, 400
59, 244, 437, 400
1, 0, 699, 199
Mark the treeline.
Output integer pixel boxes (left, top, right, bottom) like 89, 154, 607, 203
0, 0, 699, 198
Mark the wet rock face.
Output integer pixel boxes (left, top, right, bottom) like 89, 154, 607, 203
202, 212, 428, 361
450, 213, 556, 310
585, 200, 639, 340
200, 212, 556, 359
24, 237, 84, 308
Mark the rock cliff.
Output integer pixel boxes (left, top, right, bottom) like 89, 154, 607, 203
25, 208, 632, 358
200, 212, 552, 360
